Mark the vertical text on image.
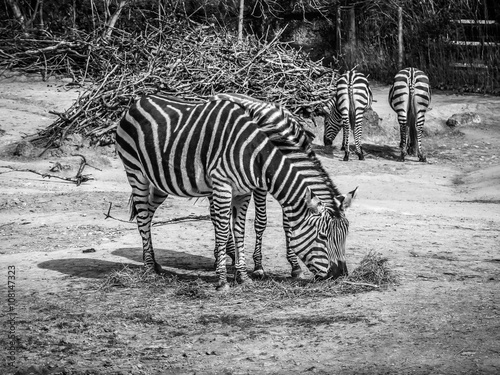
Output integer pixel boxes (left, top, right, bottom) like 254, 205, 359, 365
6, 265, 16, 367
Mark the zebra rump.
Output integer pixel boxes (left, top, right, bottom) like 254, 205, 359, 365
389, 67, 431, 162
324, 69, 372, 161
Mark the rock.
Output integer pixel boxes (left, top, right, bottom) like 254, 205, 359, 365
13, 140, 34, 157
364, 108, 380, 128
446, 112, 482, 128
363, 108, 391, 138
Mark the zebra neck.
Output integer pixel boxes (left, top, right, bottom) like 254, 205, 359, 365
262, 148, 334, 221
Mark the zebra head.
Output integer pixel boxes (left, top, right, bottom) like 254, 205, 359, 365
294, 187, 357, 280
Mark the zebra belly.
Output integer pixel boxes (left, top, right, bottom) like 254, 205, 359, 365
141, 156, 213, 198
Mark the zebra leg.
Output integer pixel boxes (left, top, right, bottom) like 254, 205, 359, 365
416, 118, 427, 162
398, 115, 408, 162
210, 178, 233, 291
209, 195, 235, 267
354, 119, 364, 160
342, 120, 350, 161
283, 211, 304, 279
126, 171, 168, 274
231, 193, 253, 284
252, 188, 267, 278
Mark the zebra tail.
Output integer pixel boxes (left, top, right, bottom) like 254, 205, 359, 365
407, 91, 418, 156
128, 194, 138, 221
348, 88, 355, 131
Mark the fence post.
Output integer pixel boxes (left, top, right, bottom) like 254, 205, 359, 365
398, 6, 403, 69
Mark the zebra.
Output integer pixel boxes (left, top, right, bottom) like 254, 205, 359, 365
115, 93, 357, 290
388, 67, 431, 162
323, 69, 373, 161
209, 93, 316, 279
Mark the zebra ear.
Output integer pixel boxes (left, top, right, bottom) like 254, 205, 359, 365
306, 188, 325, 215
335, 186, 358, 212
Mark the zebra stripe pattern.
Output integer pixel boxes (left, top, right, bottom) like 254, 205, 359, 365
116, 94, 356, 290
211, 93, 325, 279
324, 69, 373, 161
388, 67, 431, 162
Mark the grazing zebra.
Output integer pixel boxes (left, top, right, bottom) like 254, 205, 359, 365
324, 69, 373, 161
388, 67, 431, 162
210, 93, 316, 279
116, 94, 357, 290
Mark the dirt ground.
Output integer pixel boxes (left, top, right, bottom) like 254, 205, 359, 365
0, 78, 499, 375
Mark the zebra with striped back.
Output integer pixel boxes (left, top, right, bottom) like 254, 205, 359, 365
388, 67, 431, 162
210, 92, 318, 279
324, 69, 373, 161
116, 94, 357, 290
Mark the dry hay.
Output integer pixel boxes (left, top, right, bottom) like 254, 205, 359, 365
346, 250, 399, 288
99, 251, 398, 302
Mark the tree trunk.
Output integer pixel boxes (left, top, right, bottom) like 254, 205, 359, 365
103, 0, 128, 40
335, 6, 341, 52
398, 6, 403, 70
347, 6, 356, 66
6, 0, 26, 29
39, 0, 44, 29
238, 0, 244, 42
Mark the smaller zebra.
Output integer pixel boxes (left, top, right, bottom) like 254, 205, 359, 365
388, 67, 431, 162
324, 69, 373, 161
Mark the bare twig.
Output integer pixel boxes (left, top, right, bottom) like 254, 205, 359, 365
342, 281, 380, 288
0, 155, 98, 185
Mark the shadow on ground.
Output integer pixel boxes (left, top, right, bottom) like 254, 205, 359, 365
313, 143, 401, 162
37, 248, 217, 280
113, 247, 215, 272
361, 143, 400, 161
37, 258, 140, 279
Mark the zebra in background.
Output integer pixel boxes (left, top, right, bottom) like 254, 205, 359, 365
116, 94, 357, 290
388, 67, 431, 162
210, 93, 317, 279
324, 69, 373, 161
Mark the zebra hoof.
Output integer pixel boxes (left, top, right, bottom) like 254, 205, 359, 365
216, 283, 230, 292
291, 267, 305, 279
419, 155, 427, 162
145, 262, 164, 275
252, 268, 265, 279
358, 154, 364, 161
235, 270, 253, 284
343, 154, 349, 161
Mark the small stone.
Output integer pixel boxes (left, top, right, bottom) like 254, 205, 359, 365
446, 112, 482, 128
13, 141, 34, 157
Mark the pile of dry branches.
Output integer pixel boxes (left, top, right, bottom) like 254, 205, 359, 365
2, 19, 338, 150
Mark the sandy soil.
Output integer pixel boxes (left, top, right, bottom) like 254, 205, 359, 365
0, 78, 499, 374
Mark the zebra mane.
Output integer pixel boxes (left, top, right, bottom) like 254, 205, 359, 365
211, 93, 342, 212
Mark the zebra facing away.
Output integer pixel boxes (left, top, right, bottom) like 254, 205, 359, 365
324, 69, 373, 161
116, 94, 357, 290
388, 67, 431, 162
210, 92, 316, 279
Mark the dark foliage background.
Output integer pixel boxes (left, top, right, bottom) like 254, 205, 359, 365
2, 0, 500, 92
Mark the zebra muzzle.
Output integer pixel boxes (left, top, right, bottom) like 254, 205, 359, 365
314, 261, 348, 281
328, 260, 348, 279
